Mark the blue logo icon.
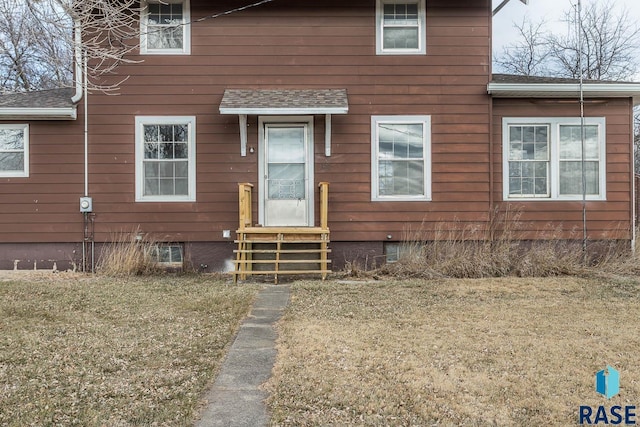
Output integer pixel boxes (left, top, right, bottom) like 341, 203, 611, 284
596, 366, 620, 399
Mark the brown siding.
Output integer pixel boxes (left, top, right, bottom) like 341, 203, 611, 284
0, 120, 85, 242
492, 98, 635, 240
82, 0, 492, 244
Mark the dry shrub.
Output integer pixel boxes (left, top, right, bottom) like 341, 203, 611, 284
378, 207, 638, 279
96, 227, 160, 276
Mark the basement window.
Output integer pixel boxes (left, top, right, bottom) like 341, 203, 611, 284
152, 244, 184, 267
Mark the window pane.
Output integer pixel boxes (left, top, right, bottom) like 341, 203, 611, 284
0, 153, 24, 171
378, 160, 423, 196
158, 245, 171, 262
560, 125, 599, 160
143, 125, 158, 142
378, 123, 423, 159
159, 161, 174, 178
383, 27, 419, 49
508, 160, 548, 196
144, 178, 158, 196
144, 162, 159, 178
170, 246, 183, 262
174, 143, 188, 159
144, 142, 158, 159
0, 129, 24, 150
268, 164, 305, 199
559, 161, 599, 195
159, 178, 175, 195
523, 126, 535, 142
175, 161, 188, 177
174, 178, 188, 195
509, 126, 522, 143
509, 142, 523, 160
174, 124, 188, 142
267, 127, 305, 163
148, 26, 183, 50
159, 143, 174, 159
160, 125, 173, 142
509, 178, 521, 195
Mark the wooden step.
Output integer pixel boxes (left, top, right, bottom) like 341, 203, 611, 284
232, 270, 331, 276
234, 249, 331, 254
233, 259, 331, 264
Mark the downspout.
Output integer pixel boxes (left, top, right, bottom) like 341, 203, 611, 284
71, 20, 83, 105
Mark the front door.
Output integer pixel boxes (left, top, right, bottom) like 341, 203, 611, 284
259, 117, 314, 227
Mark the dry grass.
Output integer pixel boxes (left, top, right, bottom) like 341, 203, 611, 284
0, 272, 258, 426
376, 211, 639, 279
97, 227, 162, 276
267, 277, 640, 426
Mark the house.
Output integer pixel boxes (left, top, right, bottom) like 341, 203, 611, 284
1, 0, 639, 276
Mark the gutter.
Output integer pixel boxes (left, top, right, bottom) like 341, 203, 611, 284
488, 82, 640, 105
0, 107, 77, 120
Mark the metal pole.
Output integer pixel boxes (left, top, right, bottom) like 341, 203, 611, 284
578, 0, 588, 257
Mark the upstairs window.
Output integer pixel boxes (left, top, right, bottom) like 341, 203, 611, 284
141, 0, 191, 54
0, 124, 28, 177
376, 0, 426, 55
503, 117, 606, 201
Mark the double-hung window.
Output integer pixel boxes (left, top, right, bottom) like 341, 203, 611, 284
376, 0, 426, 55
135, 116, 196, 202
371, 115, 431, 201
140, 0, 191, 54
503, 117, 606, 201
0, 124, 28, 177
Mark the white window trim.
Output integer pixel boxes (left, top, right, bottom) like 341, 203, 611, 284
502, 117, 607, 202
135, 116, 196, 202
371, 115, 431, 201
376, 0, 426, 55
0, 124, 29, 178
140, 0, 191, 55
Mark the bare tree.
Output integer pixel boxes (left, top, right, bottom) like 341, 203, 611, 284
494, 17, 551, 76
0, 0, 140, 93
495, 1, 640, 81
0, 0, 72, 92
31, 0, 141, 93
548, 1, 640, 80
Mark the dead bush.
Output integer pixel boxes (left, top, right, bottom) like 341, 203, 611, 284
96, 227, 161, 276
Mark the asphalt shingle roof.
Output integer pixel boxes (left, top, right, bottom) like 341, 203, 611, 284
220, 89, 348, 112
0, 88, 75, 109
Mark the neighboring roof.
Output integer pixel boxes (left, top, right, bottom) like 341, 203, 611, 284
219, 89, 349, 115
488, 73, 640, 105
0, 88, 77, 120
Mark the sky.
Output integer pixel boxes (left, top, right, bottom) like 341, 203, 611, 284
492, 0, 640, 71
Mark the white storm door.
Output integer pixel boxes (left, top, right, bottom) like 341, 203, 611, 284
260, 118, 314, 227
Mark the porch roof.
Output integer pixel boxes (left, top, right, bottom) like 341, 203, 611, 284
219, 89, 349, 115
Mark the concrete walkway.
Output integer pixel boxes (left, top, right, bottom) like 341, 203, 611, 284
195, 285, 290, 427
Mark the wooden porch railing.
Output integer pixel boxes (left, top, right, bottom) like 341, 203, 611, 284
233, 182, 331, 283
237, 182, 329, 231
238, 182, 253, 231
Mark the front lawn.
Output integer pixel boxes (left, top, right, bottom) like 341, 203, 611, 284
267, 277, 640, 426
0, 272, 257, 426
